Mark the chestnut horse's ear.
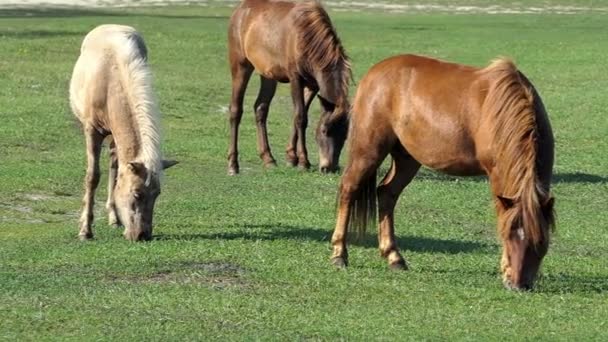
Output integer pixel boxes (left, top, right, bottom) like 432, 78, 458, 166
497, 195, 516, 209
543, 196, 555, 209
542, 196, 555, 216
162, 160, 179, 170
127, 162, 146, 176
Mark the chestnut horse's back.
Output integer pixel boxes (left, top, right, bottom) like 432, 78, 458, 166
350, 54, 488, 176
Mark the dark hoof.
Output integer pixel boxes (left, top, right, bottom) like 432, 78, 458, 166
389, 259, 408, 271
227, 167, 239, 176
286, 158, 298, 167
331, 257, 348, 269
78, 232, 94, 241
263, 160, 277, 169
298, 162, 311, 170
503, 280, 532, 291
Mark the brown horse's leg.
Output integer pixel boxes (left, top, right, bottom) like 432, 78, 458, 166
286, 86, 316, 167
331, 149, 389, 267
254, 76, 278, 167
288, 82, 315, 169
78, 125, 104, 240
105, 138, 121, 227
377, 148, 421, 270
227, 60, 254, 175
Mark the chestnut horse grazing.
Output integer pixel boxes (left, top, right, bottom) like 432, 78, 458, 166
70, 25, 177, 241
331, 55, 555, 290
227, 0, 350, 174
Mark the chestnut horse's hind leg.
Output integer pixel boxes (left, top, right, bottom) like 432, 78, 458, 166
78, 125, 104, 240
105, 138, 121, 227
377, 148, 421, 270
331, 148, 389, 267
287, 83, 316, 169
254, 76, 278, 167
286, 86, 317, 167
227, 60, 254, 175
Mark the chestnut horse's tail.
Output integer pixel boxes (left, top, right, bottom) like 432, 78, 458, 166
346, 170, 377, 240
481, 58, 554, 245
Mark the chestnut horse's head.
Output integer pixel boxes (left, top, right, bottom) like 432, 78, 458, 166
497, 194, 555, 290
315, 96, 349, 173
114, 160, 178, 241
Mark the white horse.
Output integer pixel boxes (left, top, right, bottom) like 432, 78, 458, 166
70, 24, 177, 241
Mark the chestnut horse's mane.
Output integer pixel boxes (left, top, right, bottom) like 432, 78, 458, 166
480, 58, 554, 244
292, 1, 351, 99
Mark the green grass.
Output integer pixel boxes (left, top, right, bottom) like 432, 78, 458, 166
1, 3, 608, 340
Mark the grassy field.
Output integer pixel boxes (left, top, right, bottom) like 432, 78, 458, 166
1, 2, 607, 340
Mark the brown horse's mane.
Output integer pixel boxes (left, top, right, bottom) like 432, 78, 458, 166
480, 58, 554, 245
292, 1, 351, 100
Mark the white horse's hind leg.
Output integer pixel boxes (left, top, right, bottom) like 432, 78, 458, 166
105, 138, 121, 227
78, 125, 104, 240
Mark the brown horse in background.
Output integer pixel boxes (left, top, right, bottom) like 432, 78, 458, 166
70, 25, 177, 241
227, 0, 351, 175
331, 55, 555, 290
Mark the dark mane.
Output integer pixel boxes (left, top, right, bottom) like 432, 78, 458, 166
481, 58, 555, 244
292, 1, 351, 99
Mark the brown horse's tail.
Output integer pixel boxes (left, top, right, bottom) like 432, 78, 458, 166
345, 170, 377, 240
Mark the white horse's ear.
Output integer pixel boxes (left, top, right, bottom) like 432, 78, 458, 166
128, 161, 146, 175
162, 160, 179, 170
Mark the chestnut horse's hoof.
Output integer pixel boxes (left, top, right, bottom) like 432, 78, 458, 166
298, 161, 311, 170
263, 160, 277, 169
286, 157, 298, 167
331, 257, 348, 269
389, 259, 408, 271
227, 167, 239, 176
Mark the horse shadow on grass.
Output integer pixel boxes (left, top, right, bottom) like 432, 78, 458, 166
536, 273, 608, 294
155, 223, 493, 255
414, 169, 608, 184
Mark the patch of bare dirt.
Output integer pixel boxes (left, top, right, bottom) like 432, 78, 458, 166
109, 261, 251, 290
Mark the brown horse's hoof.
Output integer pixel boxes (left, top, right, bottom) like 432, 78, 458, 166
331, 257, 348, 269
389, 259, 408, 271
227, 167, 239, 176
285, 157, 298, 167
298, 161, 311, 170
78, 232, 94, 241
263, 160, 277, 169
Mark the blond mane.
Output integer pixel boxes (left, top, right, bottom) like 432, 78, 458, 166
111, 28, 162, 177
481, 58, 553, 244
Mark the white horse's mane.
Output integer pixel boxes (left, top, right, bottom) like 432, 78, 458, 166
110, 28, 162, 177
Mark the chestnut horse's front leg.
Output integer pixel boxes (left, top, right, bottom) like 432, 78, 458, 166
227, 60, 253, 175
287, 83, 316, 169
78, 125, 104, 240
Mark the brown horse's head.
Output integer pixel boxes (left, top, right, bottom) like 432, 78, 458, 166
315, 96, 349, 173
114, 160, 178, 241
497, 194, 555, 290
